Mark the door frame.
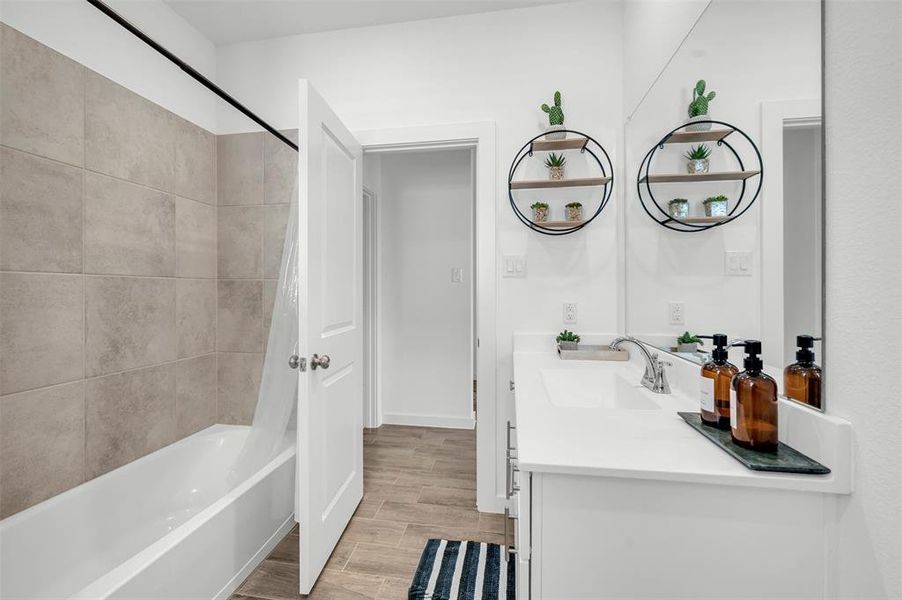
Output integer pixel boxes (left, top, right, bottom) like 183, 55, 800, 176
362, 186, 379, 429
760, 99, 822, 371
354, 122, 499, 513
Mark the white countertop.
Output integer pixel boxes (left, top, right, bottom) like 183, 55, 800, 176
512, 346, 852, 494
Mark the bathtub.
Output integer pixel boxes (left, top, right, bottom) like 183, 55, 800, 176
0, 425, 296, 599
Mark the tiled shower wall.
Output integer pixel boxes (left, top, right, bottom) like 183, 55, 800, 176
0, 25, 218, 517
215, 130, 296, 425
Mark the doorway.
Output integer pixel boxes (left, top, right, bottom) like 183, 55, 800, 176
362, 148, 476, 430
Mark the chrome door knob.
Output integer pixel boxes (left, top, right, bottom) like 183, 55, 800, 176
311, 354, 331, 370
288, 355, 306, 371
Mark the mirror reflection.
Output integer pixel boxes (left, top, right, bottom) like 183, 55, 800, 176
624, 0, 824, 410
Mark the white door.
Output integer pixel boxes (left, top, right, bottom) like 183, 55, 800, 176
296, 80, 364, 594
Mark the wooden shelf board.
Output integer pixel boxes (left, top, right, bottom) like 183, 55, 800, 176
531, 136, 588, 151
639, 170, 760, 184
511, 176, 611, 190
662, 129, 734, 144
532, 220, 584, 229
676, 216, 730, 224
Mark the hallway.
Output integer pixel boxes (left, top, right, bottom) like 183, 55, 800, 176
232, 425, 501, 598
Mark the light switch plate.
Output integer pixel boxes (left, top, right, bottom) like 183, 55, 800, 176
503, 255, 526, 278
725, 251, 753, 276
451, 267, 463, 283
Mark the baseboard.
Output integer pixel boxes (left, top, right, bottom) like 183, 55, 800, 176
214, 514, 296, 600
382, 412, 476, 430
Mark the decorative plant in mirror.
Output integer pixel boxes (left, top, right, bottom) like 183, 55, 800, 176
544, 152, 567, 180
530, 201, 549, 222
677, 331, 704, 353
687, 79, 717, 131
556, 329, 581, 351
541, 90, 565, 139
668, 198, 690, 218
703, 194, 729, 217
565, 202, 583, 222
684, 144, 712, 174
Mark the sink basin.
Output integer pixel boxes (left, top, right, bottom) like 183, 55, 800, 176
540, 368, 662, 409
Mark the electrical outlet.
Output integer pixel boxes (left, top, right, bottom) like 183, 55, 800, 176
669, 302, 685, 325
563, 302, 578, 324
503, 255, 526, 278
451, 267, 463, 283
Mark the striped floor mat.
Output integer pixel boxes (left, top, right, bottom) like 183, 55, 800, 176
409, 539, 515, 599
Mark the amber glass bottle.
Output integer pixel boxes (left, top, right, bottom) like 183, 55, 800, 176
699, 334, 738, 429
784, 335, 822, 409
731, 340, 779, 452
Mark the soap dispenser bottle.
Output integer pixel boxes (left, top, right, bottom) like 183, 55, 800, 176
731, 340, 779, 452
698, 334, 738, 429
784, 335, 823, 409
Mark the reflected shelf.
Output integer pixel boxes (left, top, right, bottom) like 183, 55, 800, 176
530, 136, 589, 151
661, 129, 734, 144
639, 170, 760, 184
532, 220, 584, 229
511, 176, 612, 190
673, 216, 730, 224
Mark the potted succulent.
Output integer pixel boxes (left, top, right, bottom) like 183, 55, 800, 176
677, 331, 704, 353
668, 198, 690, 218
556, 329, 581, 351
531, 201, 549, 223
687, 79, 716, 131
544, 152, 567, 180
703, 194, 729, 217
684, 144, 711, 174
541, 91, 566, 139
565, 202, 583, 222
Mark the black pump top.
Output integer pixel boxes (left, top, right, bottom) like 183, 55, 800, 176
699, 334, 730, 363
737, 339, 763, 373
795, 335, 820, 364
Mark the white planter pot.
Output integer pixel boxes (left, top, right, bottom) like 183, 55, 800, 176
545, 124, 566, 140
686, 115, 712, 132
686, 158, 710, 174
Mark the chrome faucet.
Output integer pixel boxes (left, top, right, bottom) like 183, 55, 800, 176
610, 336, 671, 394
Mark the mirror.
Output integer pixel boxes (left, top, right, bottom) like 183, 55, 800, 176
624, 0, 824, 410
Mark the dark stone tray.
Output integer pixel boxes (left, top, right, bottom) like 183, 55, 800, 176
678, 412, 831, 475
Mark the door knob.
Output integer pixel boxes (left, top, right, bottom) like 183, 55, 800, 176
288, 355, 306, 371
311, 354, 331, 370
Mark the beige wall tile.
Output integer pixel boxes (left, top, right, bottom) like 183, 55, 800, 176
217, 279, 263, 352
84, 173, 175, 277
217, 132, 263, 206
176, 196, 217, 279
85, 71, 175, 192
177, 279, 216, 358
173, 116, 215, 205
0, 273, 83, 394
264, 204, 289, 279
85, 276, 176, 377
0, 147, 83, 273
217, 352, 262, 425
85, 363, 176, 478
264, 130, 298, 205
0, 382, 85, 518
176, 354, 216, 438
218, 205, 262, 278
0, 24, 85, 166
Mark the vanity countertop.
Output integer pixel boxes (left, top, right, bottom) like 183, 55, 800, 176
512, 348, 852, 494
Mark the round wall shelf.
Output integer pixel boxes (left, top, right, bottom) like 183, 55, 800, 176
636, 119, 763, 233
508, 129, 614, 236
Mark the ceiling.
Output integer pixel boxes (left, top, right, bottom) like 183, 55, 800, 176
164, 0, 572, 46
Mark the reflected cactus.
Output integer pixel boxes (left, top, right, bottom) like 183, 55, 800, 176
541, 91, 565, 126
688, 80, 716, 117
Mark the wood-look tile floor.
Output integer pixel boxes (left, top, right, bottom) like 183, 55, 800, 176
232, 425, 502, 599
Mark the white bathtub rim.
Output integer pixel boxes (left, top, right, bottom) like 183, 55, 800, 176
70, 438, 296, 599
213, 514, 296, 600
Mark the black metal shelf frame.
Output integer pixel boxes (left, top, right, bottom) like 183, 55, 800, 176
636, 119, 763, 233
508, 129, 614, 236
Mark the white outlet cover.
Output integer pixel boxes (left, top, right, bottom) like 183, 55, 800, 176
669, 302, 685, 325
563, 302, 578, 324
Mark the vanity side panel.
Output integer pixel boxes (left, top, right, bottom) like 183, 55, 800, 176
537, 474, 824, 599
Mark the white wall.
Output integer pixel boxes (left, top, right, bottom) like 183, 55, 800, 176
624, 0, 820, 349
373, 150, 474, 428
0, 0, 219, 131
216, 0, 625, 500
824, 1, 902, 597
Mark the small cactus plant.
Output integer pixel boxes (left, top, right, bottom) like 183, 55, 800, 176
541, 91, 565, 126
688, 80, 716, 118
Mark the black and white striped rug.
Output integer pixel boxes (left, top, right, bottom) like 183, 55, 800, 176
409, 539, 515, 599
